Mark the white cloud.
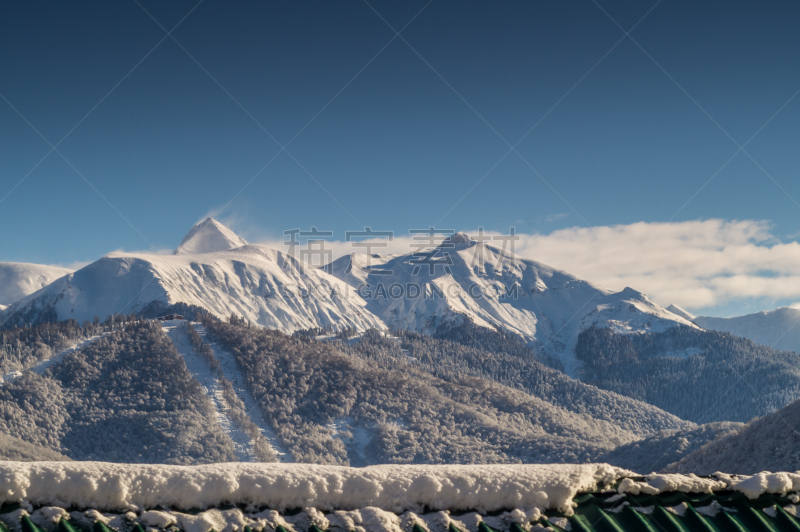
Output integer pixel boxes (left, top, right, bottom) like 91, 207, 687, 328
511, 219, 800, 311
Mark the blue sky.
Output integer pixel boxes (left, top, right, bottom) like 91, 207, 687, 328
2, 1, 800, 316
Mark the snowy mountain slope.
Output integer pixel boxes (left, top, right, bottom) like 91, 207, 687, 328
174, 217, 248, 255
665, 397, 800, 475
694, 307, 800, 353
327, 233, 694, 375
0, 262, 72, 306
666, 304, 696, 321
0, 223, 384, 333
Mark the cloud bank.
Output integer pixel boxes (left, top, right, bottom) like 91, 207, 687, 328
514, 219, 800, 311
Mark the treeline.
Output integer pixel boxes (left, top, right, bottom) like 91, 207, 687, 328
575, 325, 800, 423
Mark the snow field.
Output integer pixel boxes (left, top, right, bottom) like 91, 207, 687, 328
0, 262, 73, 307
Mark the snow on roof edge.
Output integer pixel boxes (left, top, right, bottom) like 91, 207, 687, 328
0, 463, 628, 515
1, 463, 799, 516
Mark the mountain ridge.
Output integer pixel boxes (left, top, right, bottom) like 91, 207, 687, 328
0, 244, 385, 333
694, 306, 800, 353
326, 236, 695, 375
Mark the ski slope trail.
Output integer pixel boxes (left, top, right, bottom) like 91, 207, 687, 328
163, 321, 257, 462
191, 322, 291, 462
163, 320, 290, 462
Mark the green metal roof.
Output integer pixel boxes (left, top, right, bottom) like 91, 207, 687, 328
4, 491, 800, 532
543, 491, 800, 532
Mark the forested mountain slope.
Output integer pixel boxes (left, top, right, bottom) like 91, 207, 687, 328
342, 321, 692, 437
0, 318, 113, 377
598, 422, 743, 473
665, 398, 800, 475
0, 319, 237, 463
575, 325, 800, 423
201, 316, 690, 465
0, 432, 71, 461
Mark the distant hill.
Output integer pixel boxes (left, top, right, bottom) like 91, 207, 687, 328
598, 422, 743, 473
0, 262, 72, 306
575, 324, 800, 423
695, 306, 800, 353
665, 397, 800, 475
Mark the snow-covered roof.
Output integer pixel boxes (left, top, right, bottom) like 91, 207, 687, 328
1, 463, 799, 532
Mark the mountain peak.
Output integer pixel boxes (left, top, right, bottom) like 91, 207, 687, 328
174, 218, 248, 255
446, 232, 475, 245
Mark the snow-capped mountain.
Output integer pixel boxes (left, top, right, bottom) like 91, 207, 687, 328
327, 232, 695, 375
0, 220, 384, 333
0, 224, 695, 376
0, 262, 73, 308
694, 307, 800, 353
174, 217, 249, 255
